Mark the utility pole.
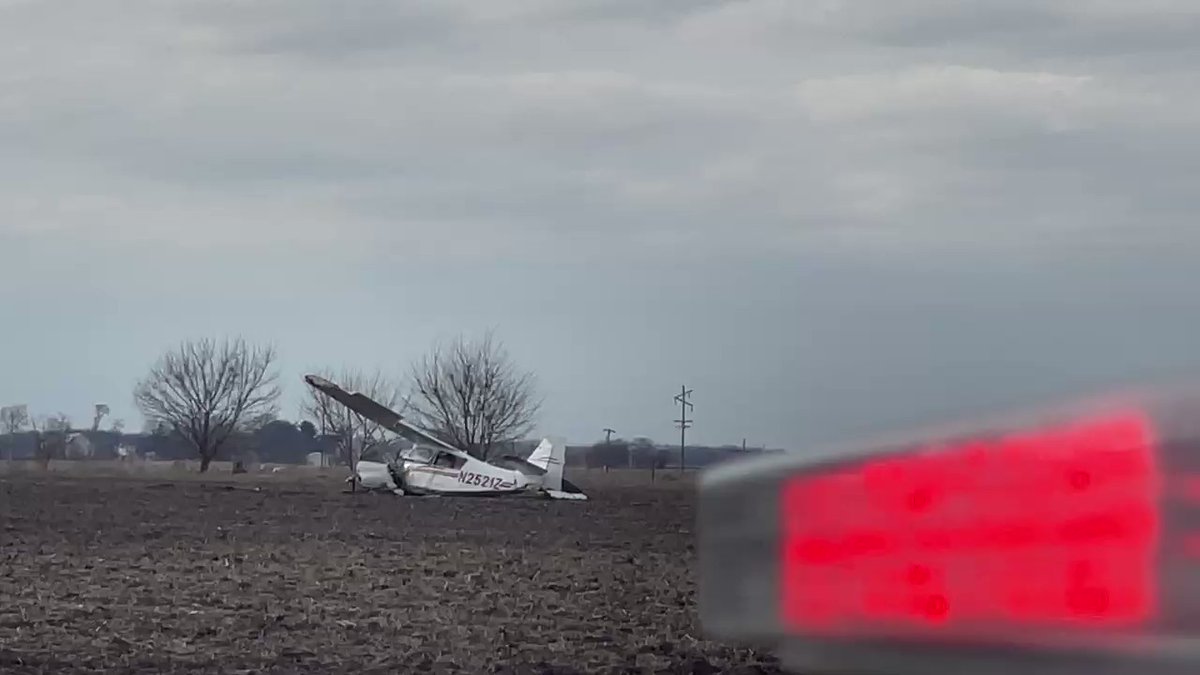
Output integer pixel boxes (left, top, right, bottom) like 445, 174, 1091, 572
603, 427, 625, 470
674, 385, 693, 473
602, 427, 616, 472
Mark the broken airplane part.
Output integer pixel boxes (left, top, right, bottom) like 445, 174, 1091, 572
303, 374, 587, 501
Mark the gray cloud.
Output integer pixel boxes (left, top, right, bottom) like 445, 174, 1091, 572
7, 0, 1196, 261
191, 0, 745, 60
187, 0, 468, 59
2, 0, 1199, 447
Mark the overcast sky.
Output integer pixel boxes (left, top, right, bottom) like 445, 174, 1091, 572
3, 1, 1200, 450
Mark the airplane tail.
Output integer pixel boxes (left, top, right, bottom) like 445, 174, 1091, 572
526, 437, 565, 489
526, 436, 587, 501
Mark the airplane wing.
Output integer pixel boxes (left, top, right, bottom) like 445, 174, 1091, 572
303, 374, 463, 454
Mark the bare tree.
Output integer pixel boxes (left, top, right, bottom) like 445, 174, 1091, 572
0, 405, 28, 435
29, 412, 70, 468
41, 413, 71, 433
301, 367, 407, 471
1, 405, 29, 461
133, 337, 281, 472
408, 331, 541, 460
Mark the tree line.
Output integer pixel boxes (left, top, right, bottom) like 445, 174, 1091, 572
2, 330, 542, 473
3, 331, 779, 472
1, 403, 125, 467
581, 437, 776, 470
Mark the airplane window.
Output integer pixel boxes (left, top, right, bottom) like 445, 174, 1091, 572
434, 452, 463, 469
359, 445, 399, 463
401, 446, 435, 464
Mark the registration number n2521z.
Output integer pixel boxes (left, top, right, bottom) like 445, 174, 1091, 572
457, 471, 507, 489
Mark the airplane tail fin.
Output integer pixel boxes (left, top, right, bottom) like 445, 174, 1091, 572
526, 436, 587, 500
526, 437, 565, 489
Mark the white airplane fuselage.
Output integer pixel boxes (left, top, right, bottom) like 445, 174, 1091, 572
351, 439, 585, 500
354, 458, 529, 495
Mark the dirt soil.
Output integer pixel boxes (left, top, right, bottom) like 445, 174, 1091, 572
0, 469, 784, 674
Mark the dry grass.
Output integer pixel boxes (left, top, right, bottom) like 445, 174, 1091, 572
0, 462, 780, 674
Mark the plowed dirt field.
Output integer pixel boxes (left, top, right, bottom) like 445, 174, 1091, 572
0, 465, 783, 673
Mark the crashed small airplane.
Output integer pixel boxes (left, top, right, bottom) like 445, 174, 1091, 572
303, 375, 587, 501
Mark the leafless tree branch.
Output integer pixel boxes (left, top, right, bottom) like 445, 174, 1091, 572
0, 405, 29, 462
0, 405, 29, 436
133, 337, 281, 472
408, 331, 541, 460
300, 366, 407, 468
27, 412, 71, 468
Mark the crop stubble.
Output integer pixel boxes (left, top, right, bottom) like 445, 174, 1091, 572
0, 470, 782, 674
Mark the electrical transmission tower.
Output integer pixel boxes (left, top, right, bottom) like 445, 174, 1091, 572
673, 385, 693, 473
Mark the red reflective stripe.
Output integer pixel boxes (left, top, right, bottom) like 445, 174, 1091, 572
780, 409, 1161, 633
